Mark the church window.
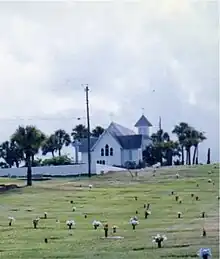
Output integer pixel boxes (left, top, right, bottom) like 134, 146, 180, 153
110, 147, 113, 156
97, 160, 100, 164
102, 160, 105, 165
101, 148, 104, 156
105, 144, 109, 156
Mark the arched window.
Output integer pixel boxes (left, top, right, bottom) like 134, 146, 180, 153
105, 144, 109, 156
101, 148, 104, 156
102, 160, 105, 165
110, 147, 113, 156
97, 160, 100, 164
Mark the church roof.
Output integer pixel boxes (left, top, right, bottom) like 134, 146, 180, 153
108, 122, 136, 136
78, 137, 99, 153
116, 135, 142, 149
134, 115, 152, 127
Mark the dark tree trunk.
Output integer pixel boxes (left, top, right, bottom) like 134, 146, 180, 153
26, 156, 32, 186
15, 160, 19, 168
181, 146, 184, 165
186, 149, 189, 165
207, 148, 210, 164
52, 151, 55, 157
58, 149, 61, 156
192, 145, 197, 164
188, 148, 191, 165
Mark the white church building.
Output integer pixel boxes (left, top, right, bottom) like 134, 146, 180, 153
75, 115, 153, 172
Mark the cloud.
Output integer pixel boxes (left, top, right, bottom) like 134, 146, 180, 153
0, 0, 218, 162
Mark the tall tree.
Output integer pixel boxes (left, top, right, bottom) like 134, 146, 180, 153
71, 124, 88, 140
11, 125, 46, 186
0, 140, 23, 168
172, 122, 190, 165
148, 130, 179, 166
42, 134, 57, 157
54, 129, 71, 156
207, 148, 211, 164
191, 130, 206, 164
91, 126, 105, 137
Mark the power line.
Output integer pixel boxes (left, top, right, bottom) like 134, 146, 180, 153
0, 116, 87, 122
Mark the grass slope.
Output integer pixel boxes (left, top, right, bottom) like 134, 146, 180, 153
0, 165, 219, 259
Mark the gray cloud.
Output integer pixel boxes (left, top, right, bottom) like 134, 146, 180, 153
0, 0, 218, 162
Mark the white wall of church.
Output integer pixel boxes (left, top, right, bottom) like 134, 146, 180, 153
138, 126, 149, 136
121, 149, 141, 165
92, 131, 122, 166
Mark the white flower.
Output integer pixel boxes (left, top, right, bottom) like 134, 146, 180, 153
146, 210, 151, 215
92, 220, 102, 227
66, 220, 75, 226
130, 218, 139, 225
178, 212, 182, 215
8, 216, 15, 222
89, 184, 93, 189
72, 207, 76, 211
152, 234, 167, 242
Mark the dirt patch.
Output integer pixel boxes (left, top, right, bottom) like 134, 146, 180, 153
0, 184, 20, 193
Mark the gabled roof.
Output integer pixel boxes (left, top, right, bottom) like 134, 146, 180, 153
134, 115, 152, 127
78, 137, 99, 153
116, 135, 142, 149
108, 122, 136, 136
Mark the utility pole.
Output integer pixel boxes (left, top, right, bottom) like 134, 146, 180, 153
83, 84, 91, 178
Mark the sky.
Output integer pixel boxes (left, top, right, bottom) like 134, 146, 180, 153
0, 0, 219, 162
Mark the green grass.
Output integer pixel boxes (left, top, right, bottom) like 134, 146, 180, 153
0, 165, 219, 259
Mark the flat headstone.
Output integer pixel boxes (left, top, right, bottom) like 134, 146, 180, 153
101, 236, 124, 239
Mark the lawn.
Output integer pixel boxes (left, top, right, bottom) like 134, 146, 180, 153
0, 165, 219, 259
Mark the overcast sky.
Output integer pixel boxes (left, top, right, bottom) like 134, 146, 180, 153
0, 1, 218, 162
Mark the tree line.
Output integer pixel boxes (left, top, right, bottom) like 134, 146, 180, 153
0, 121, 208, 185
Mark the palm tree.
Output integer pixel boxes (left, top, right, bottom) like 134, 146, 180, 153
71, 124, 88, 140
91, 126, 105, 137
172, 122, 190, 165
11, 125, 46, 186
54, 129, 71, 156
42, 134, 57, 157
0, 140, 23, 168
191, 130, 206, 164
150, 130, 176, 165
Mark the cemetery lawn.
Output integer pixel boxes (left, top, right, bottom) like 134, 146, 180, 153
0, 165, 219, 259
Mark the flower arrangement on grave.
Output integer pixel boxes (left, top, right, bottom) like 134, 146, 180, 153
197, 248, 212, 258
33, 217, 40, 229
8, 216, 15, 226
89, 184, 93, 189
112, 225, 117, 233
201, 212, 206, 218
72, 207, 76, 212
66, 220, 75, 229
144, 210, 151, 219
208, 179, 212, 183
130, 216, 139, 230
152, 234, 167, 248
176, 173, 180, 179
92, 220, 102, 229
103, 223, 108, 238
177, 212, 182, 218
202, 228, 206, 237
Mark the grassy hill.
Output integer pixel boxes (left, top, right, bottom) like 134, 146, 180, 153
0, 165, 219, 259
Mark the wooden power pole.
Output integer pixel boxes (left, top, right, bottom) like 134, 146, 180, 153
84, 85, 91, 178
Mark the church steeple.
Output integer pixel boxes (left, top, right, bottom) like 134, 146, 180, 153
134, 114, 152, 136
